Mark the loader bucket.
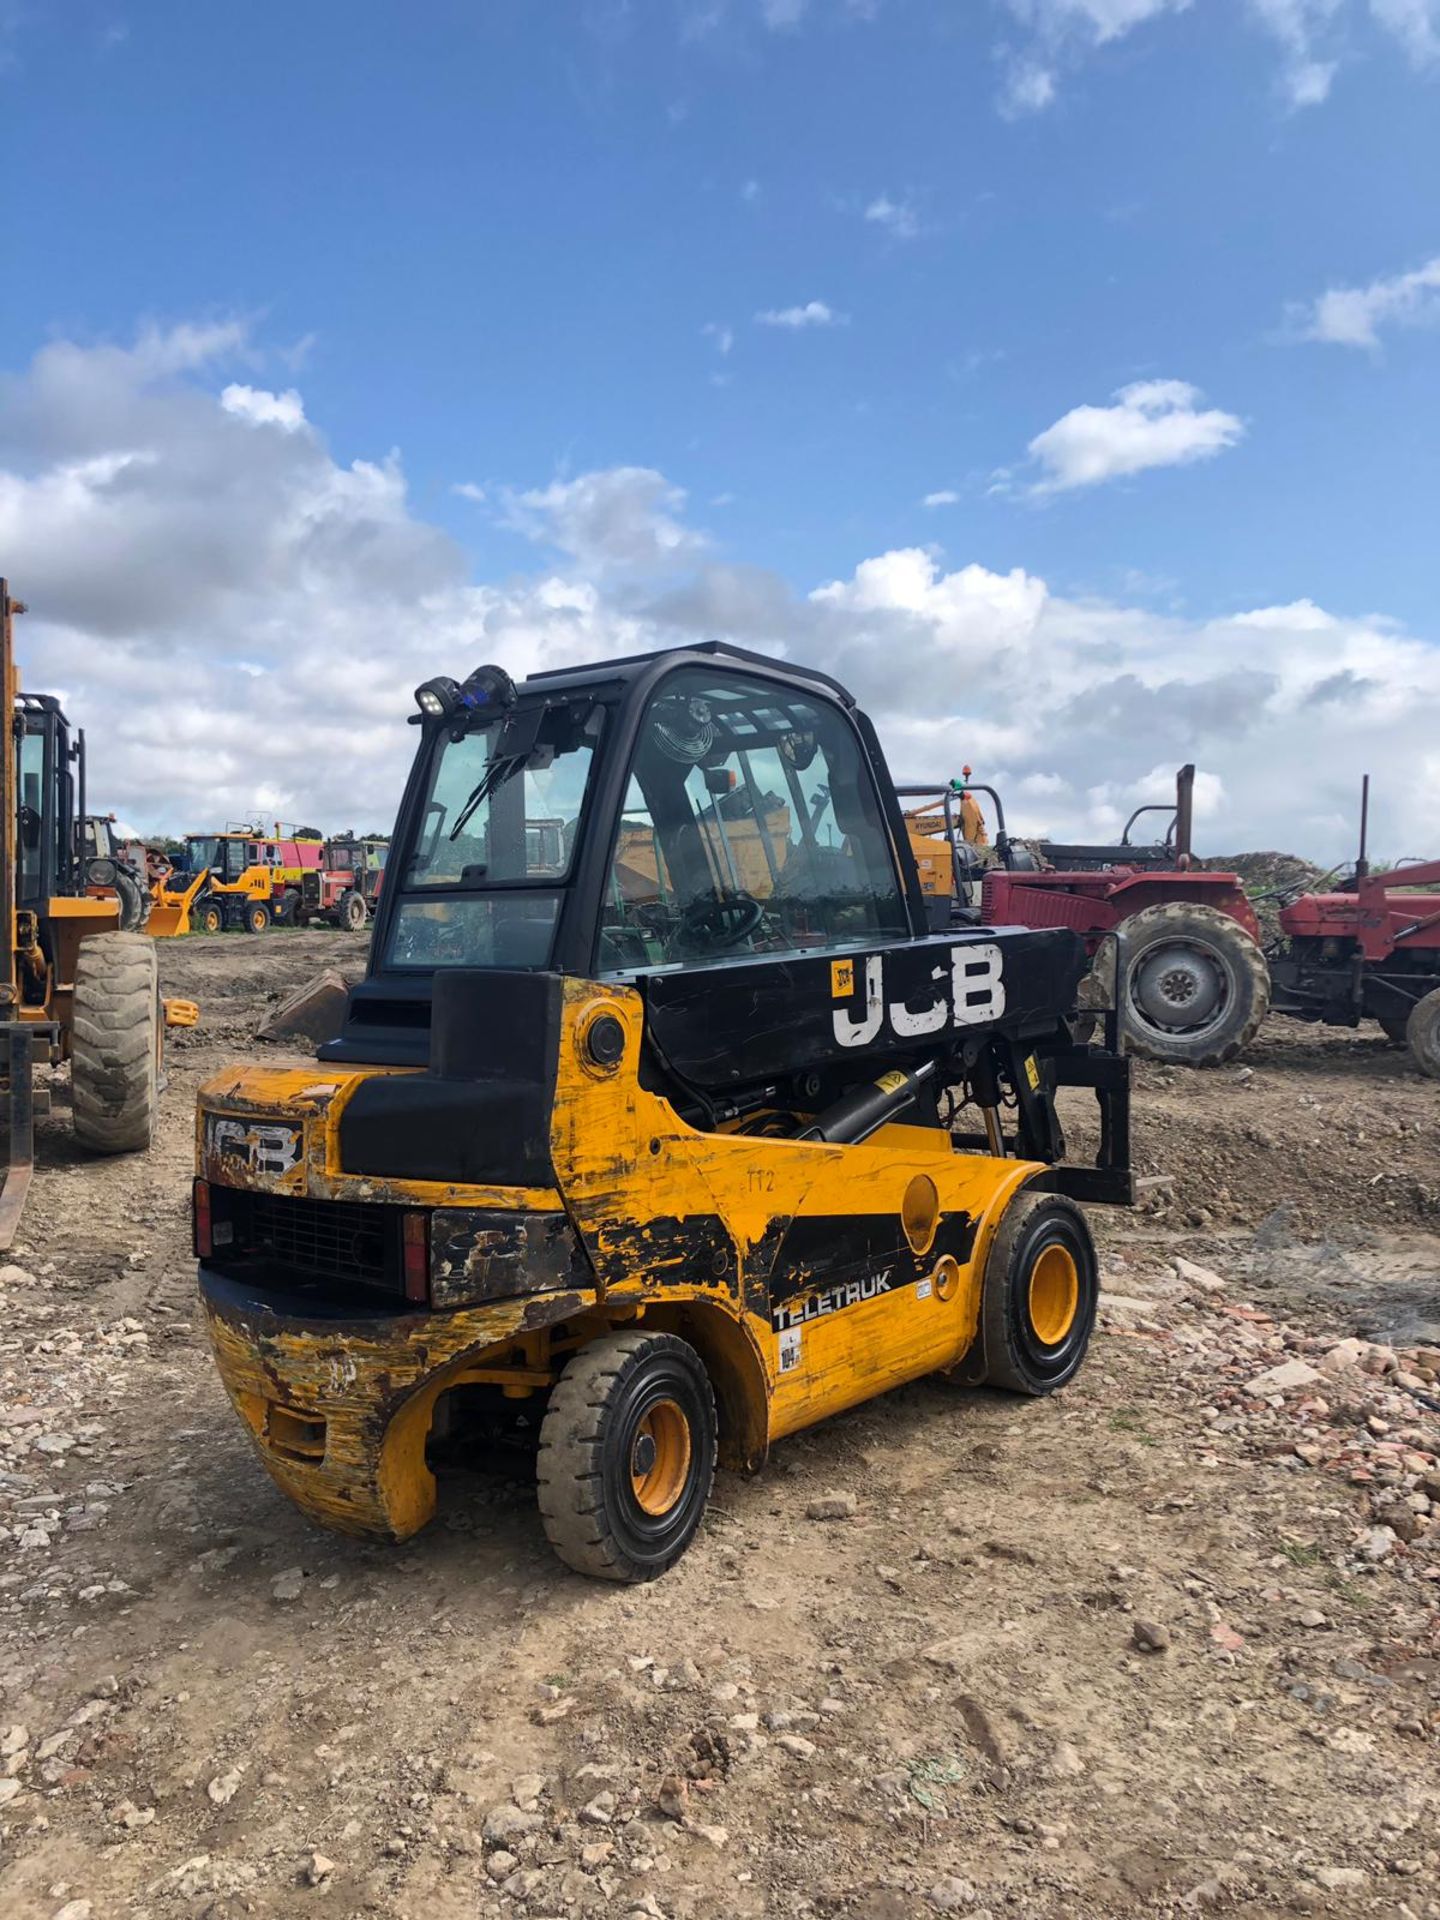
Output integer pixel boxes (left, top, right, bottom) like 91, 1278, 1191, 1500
149, 870, 209, 938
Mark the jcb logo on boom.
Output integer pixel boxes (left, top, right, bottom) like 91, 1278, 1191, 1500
830, 945, 1006, 1049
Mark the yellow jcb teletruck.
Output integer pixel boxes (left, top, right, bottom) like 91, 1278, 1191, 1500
193, 645, 1131, 1580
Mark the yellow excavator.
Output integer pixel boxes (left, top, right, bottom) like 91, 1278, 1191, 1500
1, 579, 197, 1245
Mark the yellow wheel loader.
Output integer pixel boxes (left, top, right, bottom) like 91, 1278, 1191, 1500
193, 645, 1130, 1580
1, 581, 198, 1246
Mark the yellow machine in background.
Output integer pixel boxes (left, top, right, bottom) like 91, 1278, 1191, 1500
151, 825, 326, 935
1, 579, 197, 1245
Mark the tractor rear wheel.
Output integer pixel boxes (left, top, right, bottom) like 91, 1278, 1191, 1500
1406, 990, 1440, 1080
71, 932, 160, 1154
338, 889, 368, 932
1116, 901, 1270, 1067
537, 1331, 716, 1582
976, 1193, 1098, 1396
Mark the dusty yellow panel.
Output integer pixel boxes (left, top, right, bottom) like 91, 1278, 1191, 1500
547, 977, 1040, 1448
45, 897, 118, 919
196, 1064, 564, 1212
202, 1282, 596, 1539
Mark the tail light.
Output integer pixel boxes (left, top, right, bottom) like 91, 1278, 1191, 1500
193, 1178, 213, 1259
402, 1211, 430, 1304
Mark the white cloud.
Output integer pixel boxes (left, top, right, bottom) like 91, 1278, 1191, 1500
1291, 254, 1440, 349
504, 467, 706, 573
702, 321, 735, 355
452, 480, 487, 503
863, 193, 919, 240
1025, 378, 1245, 494
998, 61, 1057, 114
922, 489, 960, 507
220, 383, 307, 432
754, 300, 847, 329
1370, 0, 1440, 67
2, 319, 1435, 859
996, 0, 1439, 111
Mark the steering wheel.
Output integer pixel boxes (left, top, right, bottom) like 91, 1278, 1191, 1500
671, 888, 765, 955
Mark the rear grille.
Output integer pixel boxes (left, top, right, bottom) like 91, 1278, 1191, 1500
212, 1188, 402, 1294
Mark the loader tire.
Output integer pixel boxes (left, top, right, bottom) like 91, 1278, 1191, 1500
71, 932, 160, 1155
244, 901, 271, 935
196, 899, 224, 935
1116, 901, 1270, 1068
977, 1192, 1098, 1396
537, 1331, 716, 1583
1406, 990, 1440, 1080
338, 889, 368, 932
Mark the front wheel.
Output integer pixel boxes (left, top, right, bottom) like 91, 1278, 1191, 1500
537, 1331, 716, 1582
1116, 901, 1270, 1067
195, 898, 224, 936
1406, 990, 1440, 1080
71, 932, 160, 1154
976, 1193, 1098, 1395
338, 889, 368, 932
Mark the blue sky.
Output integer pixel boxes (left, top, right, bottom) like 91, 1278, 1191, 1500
1, 0, 1437, 850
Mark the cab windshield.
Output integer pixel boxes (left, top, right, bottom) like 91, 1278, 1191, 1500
187, 836, 248, 881
385, 700, 602, 970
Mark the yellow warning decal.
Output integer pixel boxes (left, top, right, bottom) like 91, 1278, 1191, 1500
831, 957, 855, 997
1024, 1054, 1041, 1091
876, 1069, 908, 1094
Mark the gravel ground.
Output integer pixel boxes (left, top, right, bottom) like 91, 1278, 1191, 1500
0, 930, 1436, 1920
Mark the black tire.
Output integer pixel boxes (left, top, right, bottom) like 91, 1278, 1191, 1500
977, 1193, 1098, 1396
1406, 989, 1440, 1080
71, 931, 160, 1154
195, 898, 224, 936
112, 867, 150, 932
338, 889, 368, 932
1116, 901, 1270, 1067
244, 901, 271, 935
1380, 1017, 1409, 1046
537, 1331, 716, 1582
272, 887, 301, 927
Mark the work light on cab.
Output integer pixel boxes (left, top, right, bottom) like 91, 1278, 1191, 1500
413, 675, 461, 718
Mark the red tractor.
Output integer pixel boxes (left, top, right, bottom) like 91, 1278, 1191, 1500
903, 767, 1269, 1069
1266, 780, 1440, 1078
295, 835, 388, 931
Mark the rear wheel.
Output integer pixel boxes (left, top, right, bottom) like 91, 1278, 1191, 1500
977, 1193, 1098, 1396
1116, 901, 1270, 1067
1406, 990, 1440, 1080
338, 889, 368, 932
71, 932, 160, 1154
537, 1331, 716, 1582
244, 901, 271, 935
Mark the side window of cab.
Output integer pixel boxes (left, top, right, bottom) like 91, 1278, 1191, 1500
596, 668, 908, 974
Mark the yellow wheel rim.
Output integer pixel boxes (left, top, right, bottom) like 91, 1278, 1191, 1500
1028, 1243, 1079, 1346
630, 1399, 692, 1517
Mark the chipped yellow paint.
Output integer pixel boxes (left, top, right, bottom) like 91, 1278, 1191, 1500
196, 1061, 563, 1211
203, 1283, 598, 1537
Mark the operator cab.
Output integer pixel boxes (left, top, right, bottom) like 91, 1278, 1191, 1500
385, 656, 908, 982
